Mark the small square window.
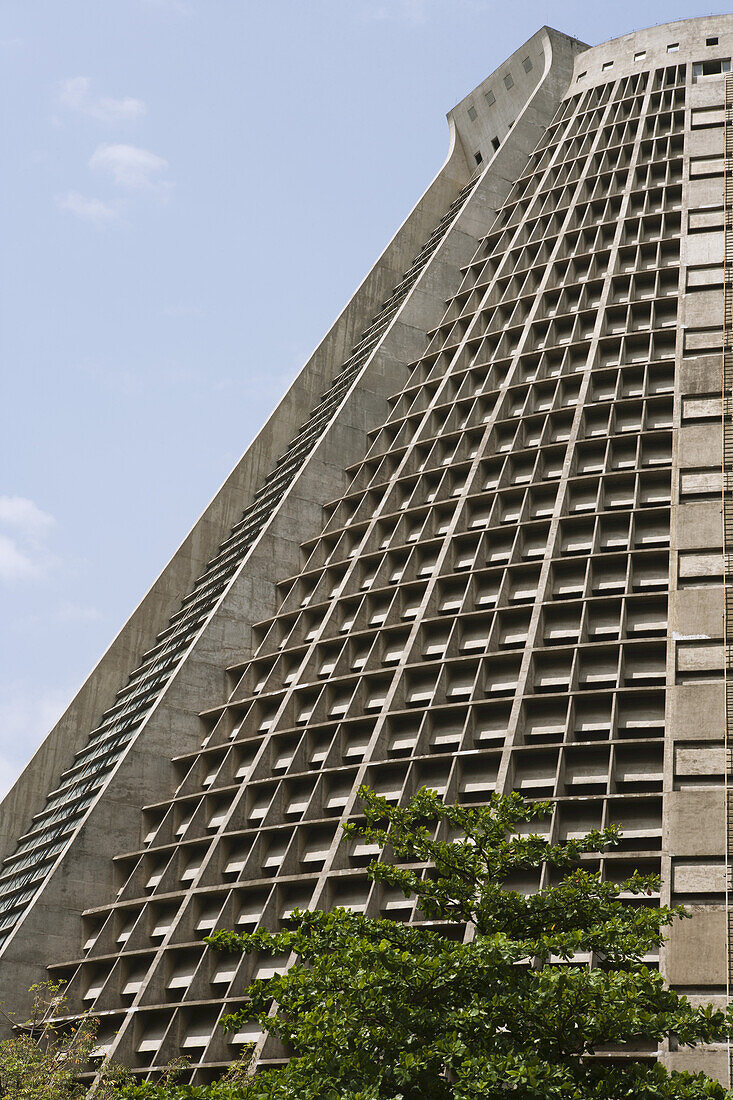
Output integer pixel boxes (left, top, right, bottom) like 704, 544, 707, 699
491, 136, 500, 152
577, 71, 587, 81
667, 42, 679, 52
522, 56, 533, 73
474, 150, 483, 166
484, 89, 496, 107
503, 72, 514, 90
634, 50, 647, 61
467, 105, 477, 122
707, 36, 719, 46
602, 60, 614, 71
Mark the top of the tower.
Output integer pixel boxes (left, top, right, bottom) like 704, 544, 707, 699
446, 27, 588, 182
568, 15, 733, 91
446, 16, 733, 180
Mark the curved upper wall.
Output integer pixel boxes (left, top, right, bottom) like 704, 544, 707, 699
568, 15, 733, 91
448, 26, 588, 172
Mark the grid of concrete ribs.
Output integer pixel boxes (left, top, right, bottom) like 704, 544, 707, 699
0, 169, 477, 956
2, 15, 732, 1089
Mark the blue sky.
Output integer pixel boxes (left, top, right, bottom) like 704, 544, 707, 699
0, 0, 727, 797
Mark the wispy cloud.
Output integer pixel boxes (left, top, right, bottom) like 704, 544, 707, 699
140, 0, 193, 13
163, 303, 204, 318
77, 359, 146, 397
89, 142, 170, 192
58, 76, 146, 124
0, 683, 74, 798
56, 190, 119, 225
0, 496, 54, 534
0, 496, 55, 584
76, 357, 234, 399
0, 535, 40, 582
56, 600, 102, 623
361, 0, 487, 22
362, 0, 433, 23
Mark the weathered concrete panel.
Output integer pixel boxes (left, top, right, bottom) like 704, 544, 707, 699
673, 501, 723, 550
686, 230, 724, 266
666, 789, 725, 856
670, 586, 723, 639
665, 910, 726, 986
679, 423, 723, 469
668, 682, 724, 742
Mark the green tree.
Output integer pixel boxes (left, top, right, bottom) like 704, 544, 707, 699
0, 979, 133, 1099
122, 792, 726, 1100
126, 787, 733, 1099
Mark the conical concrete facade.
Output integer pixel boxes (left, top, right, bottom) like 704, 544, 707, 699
2, 17, 731, 1085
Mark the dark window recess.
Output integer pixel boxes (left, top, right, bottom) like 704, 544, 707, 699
522, 56, 533, 73
504, 72, 514, 90
491, 136, 500, 152
474, 151, 483, 166
485, 89, 496, 107
707, 36, 719, 46
693, 58, 732, 79
467, 105, 477, 122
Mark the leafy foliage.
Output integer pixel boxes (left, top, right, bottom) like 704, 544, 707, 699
193, 788, 731, 1099
0, 980, 133, 1099
118, 1061, 256, 1100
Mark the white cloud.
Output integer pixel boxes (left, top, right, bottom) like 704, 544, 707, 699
56, 190, 119, 226
58, 75, 88, 109
0, 496, 55, 584
77, 359, 146, 397
140, 0, 193, 13
0, 534, 39, 582
0, 684, 74, 799
362, 0, 487, 21
58, 76, 146, 123
56, 601, 102, 623
0, 496, 54, 534
362, 0, 433, 22
163, 303, 204, 318
89, 142, 170, 191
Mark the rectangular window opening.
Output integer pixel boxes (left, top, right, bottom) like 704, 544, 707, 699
693, 58, 732, 80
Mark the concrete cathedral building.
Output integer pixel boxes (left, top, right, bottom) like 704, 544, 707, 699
2, 13, 733, 1084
